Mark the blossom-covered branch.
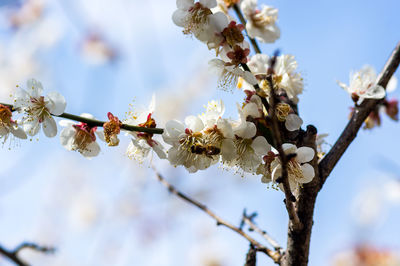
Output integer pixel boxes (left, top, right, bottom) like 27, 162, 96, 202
151, 166, 282, 264
0, 242, 55, 266
319, 41, 400, 187
265, 64, 302, 231
1, 103, 164, 135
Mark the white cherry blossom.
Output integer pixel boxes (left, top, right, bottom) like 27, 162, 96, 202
247, 54, 304, 103
209, 58, 257, 91
59, 114, 102, 158
0, 104, 27, 143
337, 65, 393, 102
172, 0, 217, 41
124, 95, 166, 161
285, 113, 303, 131
13, 78, 66, 137
241, 0, 280, 43
226, 115, 271, 173
268, 143, 315, 193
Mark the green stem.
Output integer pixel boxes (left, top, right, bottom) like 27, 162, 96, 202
1, 103, 164, 134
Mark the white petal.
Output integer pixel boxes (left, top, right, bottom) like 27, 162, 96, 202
13, 88, 30, 109
26, 78, 43, 97
0, 126, 9, 136
243, 102, 260, 118
298, 164, 315, 183
217, 118, 234, 138
96, 130, 105, 142
81, 141, 101, 158
242, 71, 258, 86
60, 126, 76, 150
153, 142, 167, 159
42, 116, 58, 138
172, 9, 188, 27
282, 143, 296, 154
59, 119, 75, 127
234, 121, 256, 139
362, 85, 386, 99
10, 126, 27, 139
23, 119, 40, 136
221, 139, 237, 161
81, 113, 95, 119
296, 146, 315, 163
199, 0, 216, 8
163, 120, 185, 144
251, 136, 271, 156
46, 91, 66, 115
387, 76, 397, 93
177, 0, 194, 9
185, 115, 204, 132
285, 114, 303, 131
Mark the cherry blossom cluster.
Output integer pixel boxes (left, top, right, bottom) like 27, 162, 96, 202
338, 65, 398, 129
1, 0, 398, 197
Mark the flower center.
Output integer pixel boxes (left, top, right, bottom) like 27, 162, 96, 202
0, 105, 12, 126
103, 112, 122, 146
218, 66, 239, 91
234, 137, 252, 157
221, 21, 244, 47
287, 159, 303, 180
252, 11, 276, 28
275, 103, 290, 121
183, 3, 212, 36
27, 96, 50, 123
72, 123, 96, 152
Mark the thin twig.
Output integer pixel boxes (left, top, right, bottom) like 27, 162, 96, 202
150, 166, 282, 264
0, 242, 55, 266
319, 41, 400, 187
242, 210, 282, 252
1, 103, 164, 134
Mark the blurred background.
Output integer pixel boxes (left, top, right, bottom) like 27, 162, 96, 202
0, 0, 400, 265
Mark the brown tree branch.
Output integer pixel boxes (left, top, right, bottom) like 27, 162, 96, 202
150, 166, 282, 264
266, 68, 302, 232
319, 41, 400, 188
0, 242, 55, 266
1, 103, 164, 134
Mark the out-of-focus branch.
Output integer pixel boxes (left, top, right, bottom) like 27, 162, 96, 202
232, 4, 262, 54
241, 210, 282, 252
319, 41, 400, 188
151, 166, 282, 264
1, 103, 164, 134
0, 242, 55, 266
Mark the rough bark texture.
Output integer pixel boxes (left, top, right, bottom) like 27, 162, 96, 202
281, 126, 319, 266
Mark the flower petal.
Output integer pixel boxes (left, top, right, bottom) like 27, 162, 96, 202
251, 136, 270, 156
296, 146, 315, 163
285, 114, 303, 131
46, 91, 66, 115
42, 116, 58, 138
298, 163, 315, 183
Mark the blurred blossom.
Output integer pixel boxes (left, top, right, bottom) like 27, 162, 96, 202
80, 32, 117, 65
68, 192, 100, 230
332, 245, 400, 266
351, 186, 385, 227
9, 0, 44, 28
383, 179, 400, 204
